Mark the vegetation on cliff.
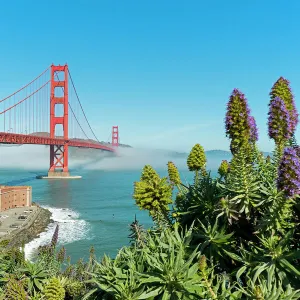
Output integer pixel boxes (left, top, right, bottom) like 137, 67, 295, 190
1, 76, 300, 299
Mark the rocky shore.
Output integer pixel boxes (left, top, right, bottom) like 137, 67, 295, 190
2, 206, 53, 248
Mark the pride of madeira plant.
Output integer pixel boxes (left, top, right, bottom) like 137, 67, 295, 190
128, 76, 300, 298
2, 76, 300, 299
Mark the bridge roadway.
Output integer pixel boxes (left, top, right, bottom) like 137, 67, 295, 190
0, 132, 115, 152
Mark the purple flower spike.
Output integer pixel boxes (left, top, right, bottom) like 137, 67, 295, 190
270, 77, 298, 134
277, 147, 300, 197
248, 115, 258, 142
290, 97, 299, 132
268, 97, 292, 144
225, 88, 258, 153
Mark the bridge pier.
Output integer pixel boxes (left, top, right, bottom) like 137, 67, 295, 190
47, 171, 70, 177
38, 64, 81, 179
38, 172, 81, 179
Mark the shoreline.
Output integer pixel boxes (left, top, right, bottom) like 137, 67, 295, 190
0, 206, 53, 248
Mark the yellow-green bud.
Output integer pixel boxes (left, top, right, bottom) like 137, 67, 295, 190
167, 161, 181, 185
140, 165, 159, 182
254, 286, 263, 300
218, 160, 230, 177
199, 255, 207, 272
220, 197, 227, 208
187, 144, 206, 172
133, 173, 173, 215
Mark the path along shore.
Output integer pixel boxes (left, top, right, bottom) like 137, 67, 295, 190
0, 205, 52, 248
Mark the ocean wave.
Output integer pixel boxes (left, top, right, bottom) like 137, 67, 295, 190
24, 206, 91, 261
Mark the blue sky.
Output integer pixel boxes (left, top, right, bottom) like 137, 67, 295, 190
1, 0, 300, 152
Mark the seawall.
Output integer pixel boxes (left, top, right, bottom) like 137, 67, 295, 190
0, 206, 52, 248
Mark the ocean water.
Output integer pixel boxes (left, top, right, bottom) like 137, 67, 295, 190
0, 145, 220, 263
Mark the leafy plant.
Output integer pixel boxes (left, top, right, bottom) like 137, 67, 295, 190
43, 278, 65, 300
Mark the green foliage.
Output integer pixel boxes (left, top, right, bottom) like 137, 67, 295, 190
85, 224, 242, 299
221, 145, 263, 219
257, 187, 295, 234
19, 261, 49, 294
195, 219, 235, 267
4, 276, 28, 300
43, 278, 65, 300
65, 280, 84, 298
176, 173, 220, 228
238, 274, 300, 299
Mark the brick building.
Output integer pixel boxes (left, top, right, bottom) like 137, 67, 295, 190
0, 186, 32, 211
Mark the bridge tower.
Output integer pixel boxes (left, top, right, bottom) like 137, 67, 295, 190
48, 64, 70, 177
112, 126, 119, 147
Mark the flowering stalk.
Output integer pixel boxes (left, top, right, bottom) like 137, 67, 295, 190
218, 160, 230, 178
187, 144, 207, 182
140, 165, 159, 182
277, 147, 300, 198
270, 77, 298, 133
248, 115, 258, 142
268, 97, 292, 154
225, 89, 258, 154
133, 165, 173, 219
167, 161, 181, 185
51, 224, 59, 247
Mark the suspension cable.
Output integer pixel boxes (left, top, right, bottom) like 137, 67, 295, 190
0, 67, 50, 103
68, 69, 100, 143
0, 80, 50, 115
54, 72, 90, 140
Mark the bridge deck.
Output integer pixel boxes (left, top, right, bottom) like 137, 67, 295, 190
0, 132, 115, 152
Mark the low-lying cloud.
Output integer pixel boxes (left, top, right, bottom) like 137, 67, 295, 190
0, 145, 225, 173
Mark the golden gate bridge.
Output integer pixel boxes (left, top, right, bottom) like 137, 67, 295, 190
0, 64, 119, 178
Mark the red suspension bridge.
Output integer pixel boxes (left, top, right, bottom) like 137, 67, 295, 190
0, 64, 119, 178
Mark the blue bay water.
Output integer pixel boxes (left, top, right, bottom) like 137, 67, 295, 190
0, 146, 220, 263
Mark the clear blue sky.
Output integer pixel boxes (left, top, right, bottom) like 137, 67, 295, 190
1, 0, 300, 152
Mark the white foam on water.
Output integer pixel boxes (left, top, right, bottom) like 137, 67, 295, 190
24, 206, 92, 261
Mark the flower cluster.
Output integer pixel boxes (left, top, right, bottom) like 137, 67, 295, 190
248, 115, 258, 142
270, 77, 298, 133
57, 246, 66, 263
51, 224, 59, 246
218, 160, 230, 178
167, 161, 181, 185
133, 165, 173, 215
140, 165, 159, 182
268, 97, 292, 144
225, 89, 258, 153
187, 144, 206, 173
277, 147, 300, 197
293, 146, 300, 158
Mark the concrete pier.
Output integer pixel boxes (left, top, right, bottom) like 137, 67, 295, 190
36, 171, 82, 179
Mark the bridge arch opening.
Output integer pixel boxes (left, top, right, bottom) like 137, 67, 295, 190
54, 124, 63, 138
53, 71, 65, 81
54, 87, 64, 97
54, 104, 64, 117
